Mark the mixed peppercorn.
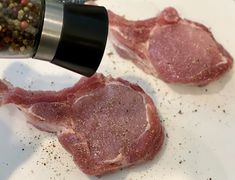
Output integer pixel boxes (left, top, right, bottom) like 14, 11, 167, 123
0, 0, 42, 55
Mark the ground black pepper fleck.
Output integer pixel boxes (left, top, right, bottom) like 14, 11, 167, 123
178, 110, 183, 114
179, 160, 186, 164
107, 51, 114, 56
166, 133, 169, 138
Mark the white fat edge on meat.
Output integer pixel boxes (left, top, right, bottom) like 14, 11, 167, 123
73, 93, 95, 105
136, 36, 158, 76
0, 79, 13, 88
57, 126, 75, 136
184, 53, 229, 83
109, 31, 141, 60
109, 26, 126, 39
103, 153, 146, 168
138, 97, 151, 139
103, 153, 125, 164
24, 105, 66, 133
216, 54, 229, 66
109, 28, 158, 76
27, 106, 46, 121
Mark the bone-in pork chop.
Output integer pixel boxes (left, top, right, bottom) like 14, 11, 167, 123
0, 74, 164, 176
109, 7, 233, 86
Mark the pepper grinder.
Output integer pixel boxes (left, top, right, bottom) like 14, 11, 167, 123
0, 0, 108, 76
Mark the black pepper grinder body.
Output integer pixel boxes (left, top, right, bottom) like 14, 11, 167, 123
0, 0, 108, 76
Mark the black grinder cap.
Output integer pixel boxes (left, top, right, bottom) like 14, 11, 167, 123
52, 4, 109, 76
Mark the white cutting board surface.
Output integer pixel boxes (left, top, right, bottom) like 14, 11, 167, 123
0, 0, 235, 179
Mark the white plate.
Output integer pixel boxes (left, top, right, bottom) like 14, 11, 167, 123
1, 0, 235, 179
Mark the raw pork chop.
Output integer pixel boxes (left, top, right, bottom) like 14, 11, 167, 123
109, 7, 233, 86
0, 74, 164, 176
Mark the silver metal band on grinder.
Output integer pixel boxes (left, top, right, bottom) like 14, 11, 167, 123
34, 0, 63, 61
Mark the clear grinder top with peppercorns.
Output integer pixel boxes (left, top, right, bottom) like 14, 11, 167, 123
0, 0, 42, 57
0, 0, 108, 77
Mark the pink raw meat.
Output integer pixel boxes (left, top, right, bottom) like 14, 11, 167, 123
0, 74, 164, 176
109, 7, 233, 86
